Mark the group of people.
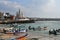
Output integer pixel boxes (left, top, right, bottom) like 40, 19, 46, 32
28, 26, 35, 31
49, 29, 57, 35
49, 29, 60, 35
3, 28, 21, 35
28, 26, 47, 31
3, 28, 6, 34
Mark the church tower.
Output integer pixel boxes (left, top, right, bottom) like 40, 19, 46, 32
16, 9, 24, 19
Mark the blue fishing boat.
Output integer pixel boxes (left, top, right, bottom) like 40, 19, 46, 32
3, 24, 27, 34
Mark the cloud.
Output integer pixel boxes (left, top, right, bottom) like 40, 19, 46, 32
0, 0, 26, 15
24, 0, 58, 18
0, 0, 59, 18
39, 0, 58, 18
0, 1, 22, 9
41, 0, 56, 13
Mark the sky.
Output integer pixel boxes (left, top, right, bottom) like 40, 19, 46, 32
0, 0, 60, 18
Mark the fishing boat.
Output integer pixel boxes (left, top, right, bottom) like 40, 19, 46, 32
16, 33, 28, 40
0, 30, 28, 40
2, 25, 27, 34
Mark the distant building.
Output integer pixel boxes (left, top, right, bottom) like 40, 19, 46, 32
16, 9, 24, 19
10, 15, 15, 20
0, 12, 4, 20
4, 12, 10, 20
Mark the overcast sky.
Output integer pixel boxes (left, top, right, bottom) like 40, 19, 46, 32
0, 0, 60, 18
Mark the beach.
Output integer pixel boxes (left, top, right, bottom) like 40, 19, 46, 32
0, 30, 60, 40
26, 31, 60, 40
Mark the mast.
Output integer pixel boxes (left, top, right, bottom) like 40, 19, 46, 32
19, 9, 24, 18
19, 9, 20, 16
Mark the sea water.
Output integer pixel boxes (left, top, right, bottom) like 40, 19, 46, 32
21, 21, 60, 37
0, 21, 60, 35
1, 21, 60, 39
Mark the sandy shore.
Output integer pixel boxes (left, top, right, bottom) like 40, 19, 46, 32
26, 31, 60, 40
0, 31, 60, 40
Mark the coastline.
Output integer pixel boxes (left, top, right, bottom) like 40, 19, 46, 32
27, 31, 60, 40
0, 20, 35, 24
0, 31, 60, 40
